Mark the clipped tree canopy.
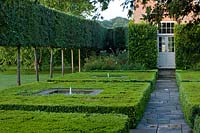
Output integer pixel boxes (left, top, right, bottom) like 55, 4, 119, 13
0, 0, 107, 49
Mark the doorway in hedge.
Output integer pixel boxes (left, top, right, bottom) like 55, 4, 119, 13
157, 21, 176, 69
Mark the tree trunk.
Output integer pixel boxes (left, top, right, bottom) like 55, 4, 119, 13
17, 46, 21, 86
71, 49, 74, 73
78, 49, 81, 72
50, 48, 53, 78
34, 47, 39, 82
61, 49, 64, 77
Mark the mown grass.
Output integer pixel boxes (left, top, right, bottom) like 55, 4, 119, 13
0, 71, 62, 91
0, 110, 129, 133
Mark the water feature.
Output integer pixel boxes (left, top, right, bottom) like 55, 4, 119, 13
69, 86, 72, 95
37, 88, 103, 95
107, 73, 110, 78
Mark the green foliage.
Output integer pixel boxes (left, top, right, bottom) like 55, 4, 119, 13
175, 24, 200, 70
0, 0, 107, 49
194, 116, 200, 133
128, 22, 157, 69
83, 52, 151, 71
0, 110, 129, 133
0, 81, 154, 128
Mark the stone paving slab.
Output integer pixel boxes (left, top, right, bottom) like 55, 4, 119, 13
131, 72, 192, 133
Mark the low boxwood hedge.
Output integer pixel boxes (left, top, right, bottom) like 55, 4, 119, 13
48, 71, 157, 83
0, 82, 152, 128
194, 116, 200, 133
0, 110, 129, 132
178, 82, 200, 127
176, 71, 200, 82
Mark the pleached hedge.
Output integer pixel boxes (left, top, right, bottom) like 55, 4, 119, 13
128, 22, 157, 69
0, 81, 153, 128
0, 110, 129, 132
0, 0, 107, 49
0, 0, 128, 50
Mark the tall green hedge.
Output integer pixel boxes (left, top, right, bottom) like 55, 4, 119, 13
0, 0, 107, 49
175, 24, 200, 69
128, 22, 157, 69
105, 27, 128, 51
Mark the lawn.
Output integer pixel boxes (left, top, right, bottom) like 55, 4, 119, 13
0, 110, 129, 133
0, 71, 62, 91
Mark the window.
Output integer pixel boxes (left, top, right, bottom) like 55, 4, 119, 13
168, 37, 174, 52
159, 37, 166, 52
159, 22, 174, 34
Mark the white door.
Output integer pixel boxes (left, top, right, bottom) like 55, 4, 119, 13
158, 35, 175, 68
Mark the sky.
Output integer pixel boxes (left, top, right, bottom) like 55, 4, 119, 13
100, 0, 129, 20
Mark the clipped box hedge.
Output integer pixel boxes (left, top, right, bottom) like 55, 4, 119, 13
178, 82, 200, 127
176, 71, 200, 82
48, 71, 157, 84
0, 110, 129, 132
0, 82, 153, 128
194, 116, 200, 133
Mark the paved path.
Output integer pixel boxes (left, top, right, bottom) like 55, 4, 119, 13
130, 77, 192, 133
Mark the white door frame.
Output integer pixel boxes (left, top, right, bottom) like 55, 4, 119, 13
157, 21, 176, 69
157, 35, 175, 69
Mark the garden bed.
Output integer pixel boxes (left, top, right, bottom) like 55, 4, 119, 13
0, 81, 152, 128
0, 110, 129, 133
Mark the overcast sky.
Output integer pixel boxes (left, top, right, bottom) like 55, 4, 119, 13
100, 0, 129, 20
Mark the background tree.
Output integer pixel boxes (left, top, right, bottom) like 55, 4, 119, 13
38, 0, 95, 17
94, 0, 200, 24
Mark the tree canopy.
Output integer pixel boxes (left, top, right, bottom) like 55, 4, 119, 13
95, 0, 200, 24
37, 0, 95, 17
